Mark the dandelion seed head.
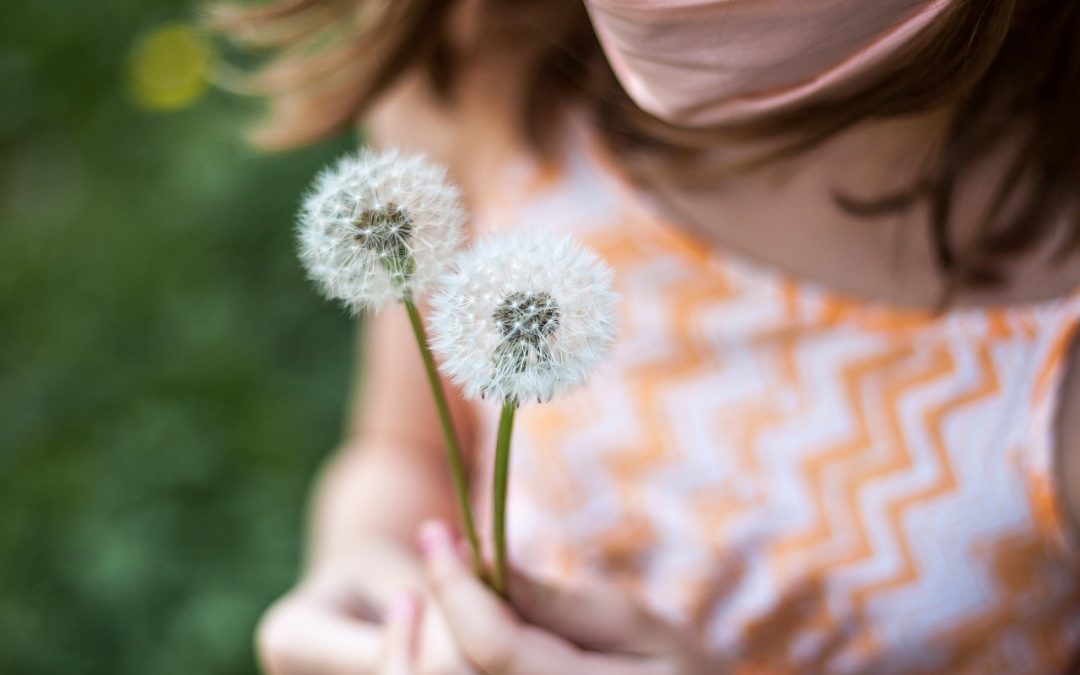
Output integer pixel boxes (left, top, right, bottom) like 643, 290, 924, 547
493, 291, 561, 343
430, 230, 618, 405
297, 148, 465, 312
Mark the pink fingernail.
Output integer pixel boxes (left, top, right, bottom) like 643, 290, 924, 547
419, 520, 449, 558
388, 593, 416, 622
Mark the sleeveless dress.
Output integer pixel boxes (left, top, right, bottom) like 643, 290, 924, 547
467, 132, 1080, 674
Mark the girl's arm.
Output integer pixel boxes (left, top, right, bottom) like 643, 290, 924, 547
257, 305, 474, 675
306, 304, 474, 571
1058, 337, 1080, 535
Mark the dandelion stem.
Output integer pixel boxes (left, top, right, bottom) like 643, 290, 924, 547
402, 295, 485, 578
491, 400, 517, 597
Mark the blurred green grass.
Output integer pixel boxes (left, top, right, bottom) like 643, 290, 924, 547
0, 2, 356, 673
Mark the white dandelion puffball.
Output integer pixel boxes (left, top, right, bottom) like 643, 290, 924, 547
297, 148, 466, 311
430, 230, 618, 405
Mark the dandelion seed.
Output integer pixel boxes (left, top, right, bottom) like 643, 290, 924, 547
296, 148, 466, 312
430, 230, 618, 406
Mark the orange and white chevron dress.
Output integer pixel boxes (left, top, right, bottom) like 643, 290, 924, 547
469, 138, 1080, 674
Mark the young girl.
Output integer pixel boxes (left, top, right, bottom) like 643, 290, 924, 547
218, 1, 1080, 672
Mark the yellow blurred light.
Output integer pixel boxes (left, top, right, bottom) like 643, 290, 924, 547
127, 22, 211, 111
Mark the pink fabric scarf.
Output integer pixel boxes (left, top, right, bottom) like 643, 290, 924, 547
585, 0, 955, 126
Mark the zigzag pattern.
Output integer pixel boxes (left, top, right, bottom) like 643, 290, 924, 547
477, 150, 1080, 673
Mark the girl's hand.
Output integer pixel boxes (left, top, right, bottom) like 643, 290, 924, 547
419, 521, 725, 675
256, 537, 472, 675
380, 593, 421, 675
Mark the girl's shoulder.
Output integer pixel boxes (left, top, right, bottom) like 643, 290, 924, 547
364, 57, 532, 206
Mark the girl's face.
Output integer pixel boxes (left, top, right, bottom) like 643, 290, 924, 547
584, 0, 952, 126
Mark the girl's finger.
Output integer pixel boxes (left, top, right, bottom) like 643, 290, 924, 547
506, 568, 665, 654
420, 520, 660, 675
415, 601, 480, 675
257, 596, 382, 675
381, 593, 420, 675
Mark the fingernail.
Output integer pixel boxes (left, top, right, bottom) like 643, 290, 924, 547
388, 592, 417, 622
419, 520, 450, 559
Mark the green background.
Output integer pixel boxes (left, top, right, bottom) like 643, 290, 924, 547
0, 2, 356, 673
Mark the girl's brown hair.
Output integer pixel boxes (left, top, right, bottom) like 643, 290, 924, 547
210, 0, 1080, 289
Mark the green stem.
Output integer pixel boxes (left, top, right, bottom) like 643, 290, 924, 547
402, 295, 485, 577
491, 400, 517, 597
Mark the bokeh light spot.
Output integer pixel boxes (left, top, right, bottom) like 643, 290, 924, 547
127, 22, 211, 111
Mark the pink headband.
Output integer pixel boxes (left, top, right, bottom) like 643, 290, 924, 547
585, 0, 955, 126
